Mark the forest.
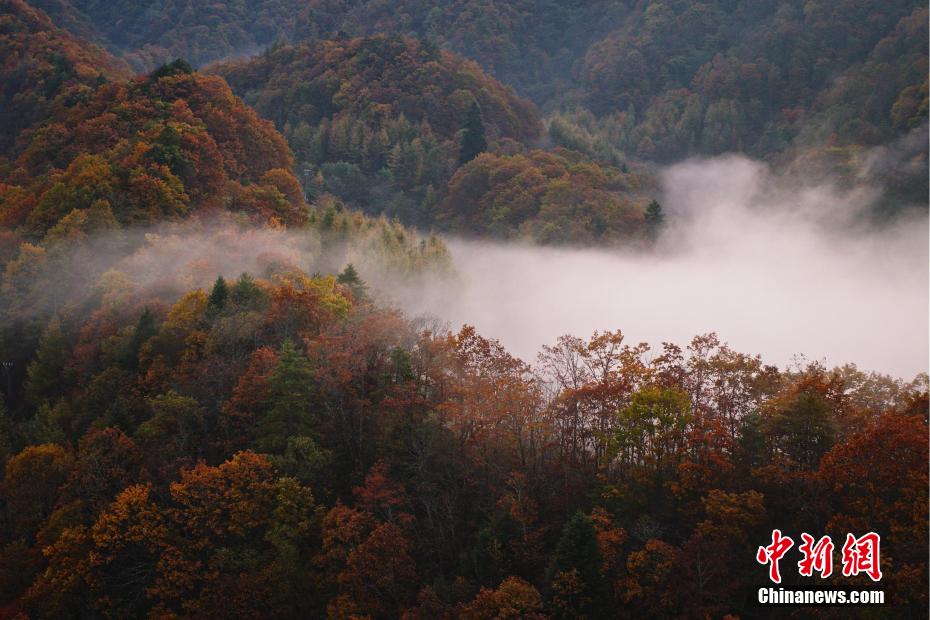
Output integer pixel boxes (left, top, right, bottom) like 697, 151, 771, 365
0, 0, 927, 618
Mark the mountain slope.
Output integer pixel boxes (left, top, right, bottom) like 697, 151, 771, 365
0, 0, 129, 152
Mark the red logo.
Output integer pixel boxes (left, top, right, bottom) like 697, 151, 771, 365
757, 531, 882, 583
798, 533, 834, 578
841, 532, 882, 582
756, 529, 794, 584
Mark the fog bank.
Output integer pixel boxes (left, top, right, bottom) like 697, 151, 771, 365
398, 155, 929, 379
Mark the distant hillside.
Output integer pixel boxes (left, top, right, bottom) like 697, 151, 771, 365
1, 59, 306, 240
211, 36, 543, 226
437, 149, 653, 245
212, 36, 541, 146
0, 0, 129, 152
576, 1, 927, 160
30, 0, 304, 71
27, 1, 928, 179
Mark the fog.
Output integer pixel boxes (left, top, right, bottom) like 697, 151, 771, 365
15, 156, 925, 380
396, 155, 929, 379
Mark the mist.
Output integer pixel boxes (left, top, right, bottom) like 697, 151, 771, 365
13, 156, 926, 380
396, 155, 929, 379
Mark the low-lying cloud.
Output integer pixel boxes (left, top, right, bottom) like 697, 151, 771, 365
397, 155, 929, 379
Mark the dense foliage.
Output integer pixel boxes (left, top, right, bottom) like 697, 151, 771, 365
30, 0, 304, 71
437, 149, 653, 244
1, 62, 307, 240
576, 1, 928, 160
212, 36, 542, 226
32, 1, 928, 158
0, 267, 926, 617
0, 0, 128, 152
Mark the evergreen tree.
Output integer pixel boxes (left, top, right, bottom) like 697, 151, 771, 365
256, 340, 317, 453
337, 264, 368, 301
548, 511, 606, 618
458, 102, 488, 165
25, 317, 69, 406
230, 273, 264, 308
644, 199, 665, 240
149, 58, 193, 82
122, 307, 157, 371
208, 276, 229, 312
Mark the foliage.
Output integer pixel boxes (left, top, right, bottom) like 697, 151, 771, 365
0, 0, 128, 152
211, 35, 541, 224
0, 261, 924, 616
437, 149, 652, 244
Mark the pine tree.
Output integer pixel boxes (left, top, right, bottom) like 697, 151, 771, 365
231, 273, 264, 308
548, 511, 606, 617
122, 307, 157, 370
25, 316, 69, 406
337, 264, 368, 301
459, 102, 488, 165
208, 275, 229, 311
256, 340, 317, 453
644, 200, 665, 240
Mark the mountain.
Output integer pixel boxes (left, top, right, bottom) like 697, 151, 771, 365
2, 58, 304, 238
30, 0, 305, 70
210, 36, 543, 225
31, 1, 927, 155
0, 0, 129, 152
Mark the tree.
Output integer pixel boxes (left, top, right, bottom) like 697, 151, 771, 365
644, 200, 665, 240
763, 383, 836, 471
208, 276, 229, 312
334, 522, 418, 617
622, 539, 683, 618
122, 307, 157, 371
818, 413, 928, 581
256, 340, 317, 453
611, 386, 691, 480
149, 58, 193, 82
548, 511, 606, 617
65, 428, 144, 514
2, 443, 74, 538
459, 576, 546, 619
25, 316, 69, 406
230, 272, 265, 308
337, 264, 367, 301
135, 391, 206, 475
459, 102, 488, 165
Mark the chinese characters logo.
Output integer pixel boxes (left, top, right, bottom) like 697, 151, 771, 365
756, 530, 882, 583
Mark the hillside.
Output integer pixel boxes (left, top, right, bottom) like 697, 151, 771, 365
30, 1, 927, 154
576, 1, 927, 160
211, 36, 543, 225
437, 149, 653, 244
0, 0, 129, 152
30, 0, 304, 71
1, 59, 305, 239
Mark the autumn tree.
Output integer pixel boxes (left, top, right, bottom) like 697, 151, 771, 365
459, 576, 546, 619
2, 443, 73, 539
